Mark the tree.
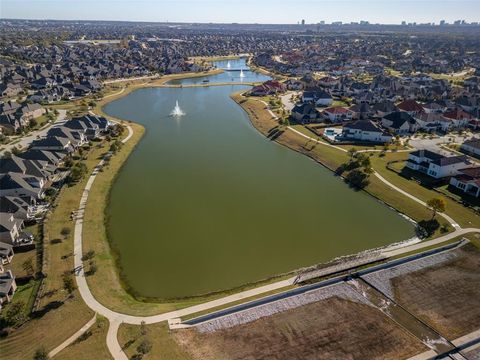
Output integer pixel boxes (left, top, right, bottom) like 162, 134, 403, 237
62, 271, 76, 295
88, 260, 97, 275
60, 227, 71, 240
140, 321, 148, 337
426, 198, 446, 219
4, 301, 26, 326
109, 140, 122, 154
345, 169, 370, 189
67, 162, 87, 184
2, 151, 12, 159
81, 250, 95, 261
137, 339, 152, 355
22, 257, 35, 277
348, 147, 357, 160
33, 347, 49, 360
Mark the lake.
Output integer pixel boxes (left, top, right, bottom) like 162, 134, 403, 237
104, 58, 414, 299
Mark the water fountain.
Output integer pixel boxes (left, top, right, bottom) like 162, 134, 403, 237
170, 100, 185, 117
226, 61, 231, 69
239, 69, 245, 78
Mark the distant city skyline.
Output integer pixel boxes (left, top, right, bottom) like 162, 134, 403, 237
1, 0, 479, 25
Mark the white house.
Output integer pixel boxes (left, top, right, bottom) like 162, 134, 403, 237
406, 149, 472, 179
342, 120, 393, 143
323, 107, 353, 123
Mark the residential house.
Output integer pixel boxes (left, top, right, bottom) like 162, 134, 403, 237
406, 149, 472, 179
0, 213, 24, 245
0, 154, 52, 180
20, 149, 65, 167
397, 99, 424, 116
17, 103, 45, 122
0, 172, 45, 199
0, 270, 17, 310
342, 120, 393, 143
414, 112, 451, 132
323, 107, 353, 123
301, 90, 333, 106
30, 136, 74, 153
0, 242, 14, 265
443, 108, 475, 129
47, 126, 87, 147
372, 101, 398, 117
450, 167, 480, 198
381, 111, 417, 135
0, 114, 22, 134
461, 139, 480, 157
0, 196, 37, 221
250, 80, 286, 96
0, 101, 21, 116
291, 103, 319, 123
0, 83, 22, 98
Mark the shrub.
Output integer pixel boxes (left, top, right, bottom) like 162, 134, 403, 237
137, 339, 152, 355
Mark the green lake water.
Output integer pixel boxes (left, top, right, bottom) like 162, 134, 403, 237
104, 60, 414, 299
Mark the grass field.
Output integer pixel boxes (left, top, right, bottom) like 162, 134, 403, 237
56, 317, 112, 360
118, 322, 191, 360
0, 296, 93, 360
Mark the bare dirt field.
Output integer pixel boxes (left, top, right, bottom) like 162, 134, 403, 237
389, 243, 480, 340
175, 296, 426, 360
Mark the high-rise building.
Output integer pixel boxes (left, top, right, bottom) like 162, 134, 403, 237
301, 19, 305, 26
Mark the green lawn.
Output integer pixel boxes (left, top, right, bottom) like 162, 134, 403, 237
118, 322, 191, 360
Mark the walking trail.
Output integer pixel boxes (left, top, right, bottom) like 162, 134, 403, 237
65, 98, 479, 359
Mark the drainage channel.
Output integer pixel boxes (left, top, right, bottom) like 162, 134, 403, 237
346, 277, 454, 355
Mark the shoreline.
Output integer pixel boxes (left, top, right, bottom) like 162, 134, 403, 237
80, 61, 465, 314
82, 68, 298, 314
230, 91, 434, 231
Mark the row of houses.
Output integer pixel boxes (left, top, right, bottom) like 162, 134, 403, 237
0, 114, 111, 310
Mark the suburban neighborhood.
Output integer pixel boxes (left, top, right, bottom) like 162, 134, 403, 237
1, 12, 480, 360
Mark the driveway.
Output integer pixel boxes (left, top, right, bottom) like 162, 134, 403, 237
0, 109, 67, 155
409, 133, 478, 155
279, 91, 299, 112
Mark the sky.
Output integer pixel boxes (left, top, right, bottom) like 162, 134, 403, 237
1, 0, 479, 25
